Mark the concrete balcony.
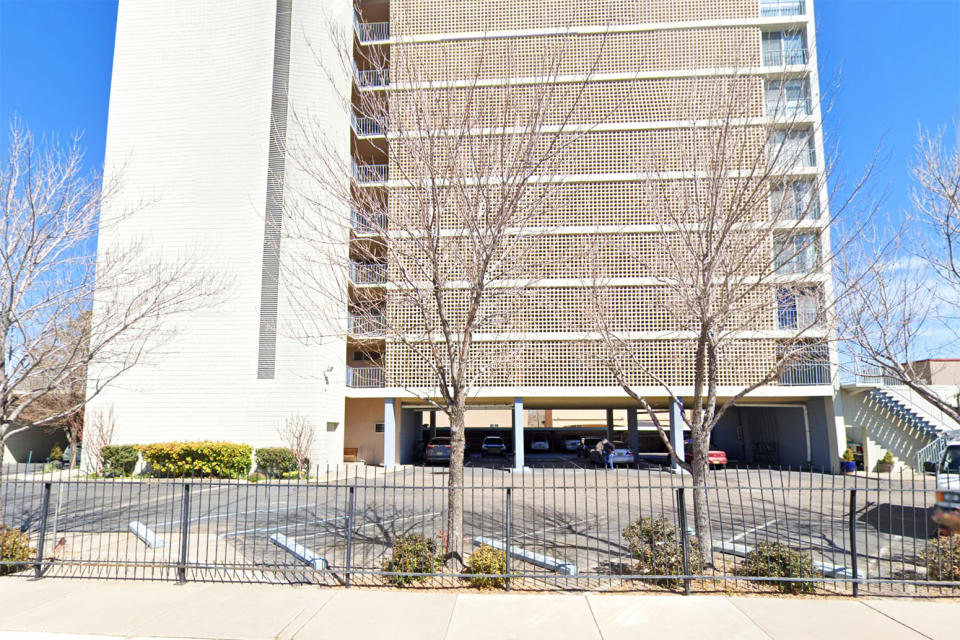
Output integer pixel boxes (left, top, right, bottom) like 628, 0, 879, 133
356, 68, 389, 88
352, 162, 388, 184
777, 361, 830, 386
762, 48, 808, 67
346, 365, 385, 388
351, 113, 386, 138
351, 209, 388, 235
760, 0, 806, 17
348, 314, 386, 337
354, 18, 390, 43
349, 261, 387, 286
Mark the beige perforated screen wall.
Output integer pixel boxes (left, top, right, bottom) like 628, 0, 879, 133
370, 0, 823, 390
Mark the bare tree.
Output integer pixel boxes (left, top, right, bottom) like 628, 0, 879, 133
83, 405, 117, 475
0, 121, 224, 513
838, 124, 960, 426
278, 414, 315, 478
588, 66, 873, 548
284, 17, 602, 562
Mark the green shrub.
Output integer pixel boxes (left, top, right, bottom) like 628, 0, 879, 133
466, 545, 507, 589
923, 535, 960, 581
246, 472, 267, 483
842, 448, 855, 463
255, 447, 297, 478
102, 445, 139, 476
0, 525, 33, 576
48, 444, 63, 463
382, 534, 444, 586
138, 441, 252, 478
622, 517, 704, 588
880, 450, 895, 465
737, 542, 820, 594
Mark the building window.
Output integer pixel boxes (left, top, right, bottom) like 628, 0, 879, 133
327, 421, 339, 432
771, 180, 820, 219
777, 287, 821, 329
765, 78, 811, 117
768, 130, 816, 170
773, 232, 819, 274
762, 29, 808, 66
375, 422, 385, 433
760, 0, 806, 17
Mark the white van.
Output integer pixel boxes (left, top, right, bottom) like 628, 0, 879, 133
930, 440, 960, 533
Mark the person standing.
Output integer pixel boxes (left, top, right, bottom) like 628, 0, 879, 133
600, 438, 615, 469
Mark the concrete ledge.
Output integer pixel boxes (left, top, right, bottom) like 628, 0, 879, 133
269, 533, 328, 571
472, 536, 577, 576
128, 521, 165, 548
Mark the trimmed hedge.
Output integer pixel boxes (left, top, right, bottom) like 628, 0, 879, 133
382, 534, 444, 586
255, 447, 297, 478
923, 534, 960, 581
466, 545, 507, 589
102, 445, 139, 476
623, 517, 704, 589
0, 525, 33, 576
138, 441, 252, 478
737, 542, 820, 594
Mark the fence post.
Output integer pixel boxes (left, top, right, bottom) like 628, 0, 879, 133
676, 488, 691, 596
34, 481, 52, 579
345, 485, 356, 588
177, 482, 191, 583
504, 487, 512, 592
848, 488, 859, 597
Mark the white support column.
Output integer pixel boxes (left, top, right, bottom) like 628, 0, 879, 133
627, 408, 639, 462
513, 397, 524, 471
605, 409, 615, 441
669, 397, 686, 474
384, 398, 396, 469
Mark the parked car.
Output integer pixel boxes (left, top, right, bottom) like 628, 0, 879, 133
530, 438, 550, 452
481, 436, 507, 457
683, 439, 728, 468
589, 442, 634, 467
577, 438, 601, 458
564, 438, 582, 452
424, 437, 452, 465
929, 440, 960, 533
61, 445, 82, 466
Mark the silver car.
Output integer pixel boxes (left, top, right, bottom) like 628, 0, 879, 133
425, 437, 451, 464
589, 442, 635, 467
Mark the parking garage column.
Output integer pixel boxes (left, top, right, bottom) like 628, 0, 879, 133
384, 398, 397, 469
513, 398, 524, 471
669, 397, 685, 474
605, 409, 614, 441
627, 408, 639, 462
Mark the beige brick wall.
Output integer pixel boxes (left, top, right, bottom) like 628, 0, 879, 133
392, 0, 758, 36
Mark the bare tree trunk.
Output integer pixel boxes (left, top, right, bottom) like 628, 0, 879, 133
66, 429, 78, 471
446, 401, 466, 566
688, 441, 712, 559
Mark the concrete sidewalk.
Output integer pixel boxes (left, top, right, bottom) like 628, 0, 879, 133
0, 579, 957, 640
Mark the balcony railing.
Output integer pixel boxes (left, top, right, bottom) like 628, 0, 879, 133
766, 98, 812, 117
351, 209, 388, 235
763, 48, 808, 67
351, 113, 386, 138
349, 261, 387, 286
777, 361, 830, 386
356, 68, 390, 88
854, 363, 903, 386
776, 307, 819, 330
346, 365, 385, 388
354, 18, 390, 43
348, 314, 386, 337
352, 162, 388, 183
760, 0, 806, 17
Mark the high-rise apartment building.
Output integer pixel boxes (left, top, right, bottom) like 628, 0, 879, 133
86, 0, 845, 472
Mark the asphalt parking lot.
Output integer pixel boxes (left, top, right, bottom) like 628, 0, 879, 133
0, 465, 941, 591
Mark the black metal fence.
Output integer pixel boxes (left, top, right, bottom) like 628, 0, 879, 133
1, 462, 957, 595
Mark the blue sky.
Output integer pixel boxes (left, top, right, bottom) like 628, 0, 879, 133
1, 0, 958, 219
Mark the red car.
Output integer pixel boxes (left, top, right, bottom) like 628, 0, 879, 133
684, 440, 728, 468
